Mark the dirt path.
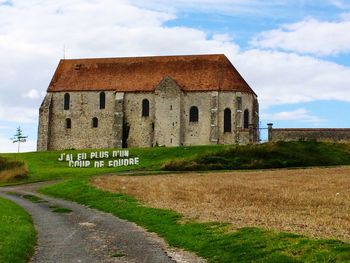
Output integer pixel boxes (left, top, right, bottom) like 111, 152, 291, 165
0, 182, 204, 263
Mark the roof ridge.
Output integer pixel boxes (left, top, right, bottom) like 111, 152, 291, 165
61, 54, 226, 62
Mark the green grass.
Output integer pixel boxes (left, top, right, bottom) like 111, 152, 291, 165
22, 194, 47, 203
163, 141, 350, 170
2, 142, 350, 185
0, 145, 228, 185
111, 252, 125, 258
51, 207, 72, 213
0, 196, 36, 263
41, 179, 350, 263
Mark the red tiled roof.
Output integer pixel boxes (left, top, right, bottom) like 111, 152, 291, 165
47, 54, 256, 95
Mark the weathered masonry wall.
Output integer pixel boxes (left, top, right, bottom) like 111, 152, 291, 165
37, 89, 259, 151
268, 125, 350, 142
37, 94, 53, 151
42, 91, 119, 151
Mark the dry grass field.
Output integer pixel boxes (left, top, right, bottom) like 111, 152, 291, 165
0, 166, 28, 183
92, 167, 350, 242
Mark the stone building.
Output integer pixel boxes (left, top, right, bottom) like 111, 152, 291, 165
37, 54, 259, 151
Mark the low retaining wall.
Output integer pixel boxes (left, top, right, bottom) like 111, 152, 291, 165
267, 126, 350, 142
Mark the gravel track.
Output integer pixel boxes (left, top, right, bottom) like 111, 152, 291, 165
0, 182, 183, 263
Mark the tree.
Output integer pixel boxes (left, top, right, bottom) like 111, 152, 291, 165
11, 126, 28, 153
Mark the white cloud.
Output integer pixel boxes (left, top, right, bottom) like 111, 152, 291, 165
131, 0, 265, 14
328, 0, 350, 9
0, 106, 37, 123
251, 18, 350, 56
23, 89, 42, 100
233, 49, 350, 107
261, 108, 324, 124
1, 0, 350, 147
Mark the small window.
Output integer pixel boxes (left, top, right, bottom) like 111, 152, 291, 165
224, 108, 231, 132
236, 97, 242, 111
92, 117, 98, 128
142, 99, 149, 117
244, 109, 249, 129
64, 93, 70, 110
99, 92, 106, 109
65, 118, 71, 129
189, 106, 199, 122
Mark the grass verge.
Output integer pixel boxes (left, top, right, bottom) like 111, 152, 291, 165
0, 196, 36, 263
41, 179, 350, 263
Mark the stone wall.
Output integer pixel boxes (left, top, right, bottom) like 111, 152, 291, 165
268, 126, 350, 142
37, 88, 259, 151
154, 77, 183, 147
40, 91, 119, 150
37, 93, 53, 151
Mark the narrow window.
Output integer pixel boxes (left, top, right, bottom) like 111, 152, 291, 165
224, 108, 231, 132
65, 118, 71, 129
92, 117, 98, 128
64, 93, 70, 110
189, 106, 199, 122
142, 99, 149, 117
236, 97, 242, 111
244, 109, 249, 129
99, 92, 106, 109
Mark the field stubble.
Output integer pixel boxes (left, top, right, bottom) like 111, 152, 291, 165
92, 167, 350, 242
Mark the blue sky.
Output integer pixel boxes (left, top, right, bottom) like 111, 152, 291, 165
1, 0, 350, 152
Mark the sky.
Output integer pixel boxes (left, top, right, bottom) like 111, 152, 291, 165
1, 0, 350, 152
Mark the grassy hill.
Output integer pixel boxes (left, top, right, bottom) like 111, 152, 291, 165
162, 141, 350, 170
0, 145, 229, 185
2, 141, 350, 185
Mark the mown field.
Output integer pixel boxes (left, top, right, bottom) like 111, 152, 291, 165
92, 167, 350, 242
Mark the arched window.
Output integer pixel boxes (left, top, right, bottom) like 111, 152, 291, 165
64, 93, 70, 110
65, 118, 71, 129
142, 99, 149, 117
99, 92, 106, 109
92, 117, 98, 128
189, 106, 199, 122
244, 109, 249, 129
224, 108, 231, 132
